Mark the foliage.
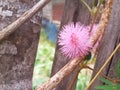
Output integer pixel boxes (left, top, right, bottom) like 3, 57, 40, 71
116, 60, 120, 78
95, 60, 120, 90
76, 68, 92, 90
32, 30, 55, 90
95, 78, 120, 90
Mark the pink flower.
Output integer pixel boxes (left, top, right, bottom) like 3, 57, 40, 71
58, 23, 92, 59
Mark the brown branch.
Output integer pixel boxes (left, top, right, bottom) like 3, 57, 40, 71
36, 0, 114, 90
36, 57, 83, 90
0, 0, 51, 41
90, 0, 114, 46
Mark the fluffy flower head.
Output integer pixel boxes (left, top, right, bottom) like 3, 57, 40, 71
58, 23, 92, 59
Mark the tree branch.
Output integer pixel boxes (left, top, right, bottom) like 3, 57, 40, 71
36, 57, 83, 90
0, 0, 51, 41
36, 0, 114, 90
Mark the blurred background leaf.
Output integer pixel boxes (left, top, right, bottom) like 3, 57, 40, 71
116, 60, 120, 78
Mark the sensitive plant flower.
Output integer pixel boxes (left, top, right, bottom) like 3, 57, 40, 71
58, 22, 92, 59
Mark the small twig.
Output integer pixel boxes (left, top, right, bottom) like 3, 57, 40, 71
83, 65, 94, 71
102, 73, 120, 84
102, 74, 116, 83
0, 0, 51, 42
81, 0, 92, 12
84, 66, 120, 85
86, 43, 120, 90
89, 3, 100, 33
85, 66, 120, 84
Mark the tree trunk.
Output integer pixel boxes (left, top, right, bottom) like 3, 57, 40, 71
90, 0, 120, 89
51, 0, 93, 90
0, 0, 41, 90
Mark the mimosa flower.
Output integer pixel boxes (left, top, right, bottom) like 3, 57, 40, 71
58, 23, 92, 59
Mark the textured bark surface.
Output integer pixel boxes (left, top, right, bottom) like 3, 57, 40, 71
51, 0, 93, 90
0, 0, 41, 90
90, 0, 120, 89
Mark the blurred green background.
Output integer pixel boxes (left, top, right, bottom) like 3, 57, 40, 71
32, 29, 93, 90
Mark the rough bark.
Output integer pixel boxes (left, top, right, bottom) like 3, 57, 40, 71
0, 0, 50, 41
90, 0, 120, 89
0, 0, 41, 90
51, 0, 93, 90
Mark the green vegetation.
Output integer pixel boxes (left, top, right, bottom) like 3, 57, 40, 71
95, 60, 120, 90
76, 69, 92, 90
32, 30, 55, 90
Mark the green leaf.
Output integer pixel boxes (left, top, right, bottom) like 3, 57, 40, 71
96, 83, 120, 90
95, 85, 115, 90
116, 84, 120, 90
96, 77, 120, 90
100, 78, 113, 85
116, 60, 120, 78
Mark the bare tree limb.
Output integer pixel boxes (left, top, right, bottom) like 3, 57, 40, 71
36, 57, 83, 90
36, 58, 81, 90
0, 0, 51, 41
36, 0, 114, 90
